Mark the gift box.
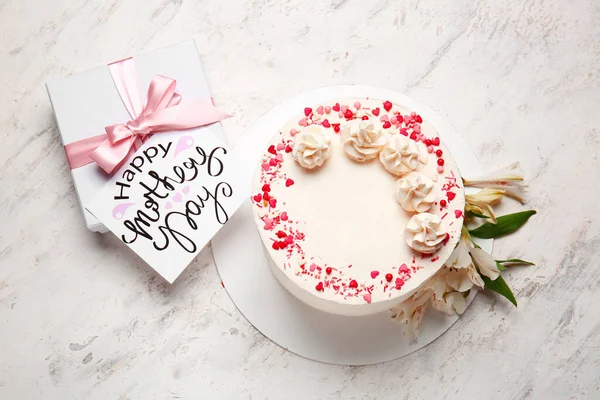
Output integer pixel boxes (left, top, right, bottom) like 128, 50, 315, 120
46, 40, 224, 233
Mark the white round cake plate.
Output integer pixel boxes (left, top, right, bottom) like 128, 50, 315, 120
213, 85, 492, 365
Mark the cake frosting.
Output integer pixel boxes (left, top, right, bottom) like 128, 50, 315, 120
395, 171, 436, 212
251, 98, 465, 316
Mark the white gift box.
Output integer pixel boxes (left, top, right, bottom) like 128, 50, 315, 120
46, 40, 224, 233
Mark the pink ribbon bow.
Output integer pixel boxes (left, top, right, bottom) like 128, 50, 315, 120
64, 58, 230, 174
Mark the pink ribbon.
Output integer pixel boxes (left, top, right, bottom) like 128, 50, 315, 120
64, 57, 230, 174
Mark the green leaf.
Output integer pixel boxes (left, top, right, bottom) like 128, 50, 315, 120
481, 274, 517, 307
466, 210, 490, 219
496, 261, 507, 271
497, 258, 535, 266
469, 210, 536, 239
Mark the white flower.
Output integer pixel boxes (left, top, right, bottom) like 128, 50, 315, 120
465, 188, 505, 223
443, 229, 500, 290
432, 291, 467, 315
469, 247, 500, 280
390, 288, 433, 340
463, 162, 526, 203
444, 236, 481, 291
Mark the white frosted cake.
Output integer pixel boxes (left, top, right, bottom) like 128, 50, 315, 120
252, 98, 465, 316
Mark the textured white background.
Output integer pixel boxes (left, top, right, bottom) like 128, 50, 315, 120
1, 0, 599, 399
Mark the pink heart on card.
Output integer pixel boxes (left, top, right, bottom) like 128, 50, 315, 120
183, 185, 190, 194
173, 192, 183, 202
165, 202, 172, 209
174, 135, 195, 158
112, 203, 135, 220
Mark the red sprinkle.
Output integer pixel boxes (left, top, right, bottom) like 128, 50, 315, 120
443, 233, 451, 244
333, 124, 341, 133
400, 128, 408, 136
372, 107, 381, 116
262, 184, 271, 192
455, 210, 463, 218
285, 178, 295, 187
415, 115, 423, 123
383, 100, 393, 112
425, 139, 432, 146
383, 121, 392, 129
272, 241, 280, 250
410, 133, 417, 140
263, 192, 270, 201
269, 158, 278, 166
349, 280, 358, 288
436, 149, 443, 157
253, 194, 262, 202
268, 145, 277, 155
322, 119, 331, 128
437, 158, 445, 166
315, 282, 324, 292
269, 198, 277, 208
385, 273, 393, 282
325, 267, 332, 275
447, 191, 456, 201
276, 230, 287, 238
332, 103, 341, 112
361, 116, 369, 120
304, 107, 312, 117
344, 109, 353, 119
395, 278, 405, 288
280, 212, 288, 221
370, 271, 379, 279
432, 137, 440, 146
440, 199, 447, 207
285, 145, 293, 153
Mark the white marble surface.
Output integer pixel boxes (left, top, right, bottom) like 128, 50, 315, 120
1, 0, 599, 398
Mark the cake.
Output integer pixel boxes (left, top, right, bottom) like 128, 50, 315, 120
251, 98, 465, 316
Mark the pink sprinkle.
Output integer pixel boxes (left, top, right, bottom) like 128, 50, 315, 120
354, 101, 361, 110
380, 114, 389, 122
309, 263, 317, 272
263, 218, 274, 230
400, 128, 408, 136
413, 124, 421, 133
298, 118, 309, 127
280, 212, 288, 221
316, 106, 324, 115
363, 293, 372, 304
370, 271, 379, 279
390, 116, 397, 124
276, 143, 285, 151
285, 235, 294, 244
341, 105, 349, 113
437, 166, 444, 173
395, 278, 405, 288
262, 162, 270, 171
399, 264, 410, 273
276, 153, 284, 162
324, 106, 331, 114
455, 210, 464, 219
410, 111, 416, 117
338, 112, 344, 118
427, 145, 434, 153
269, 158, 277, 166
290, 128, 299, 136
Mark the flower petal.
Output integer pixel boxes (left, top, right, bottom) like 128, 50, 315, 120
469, 247, 500, 280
